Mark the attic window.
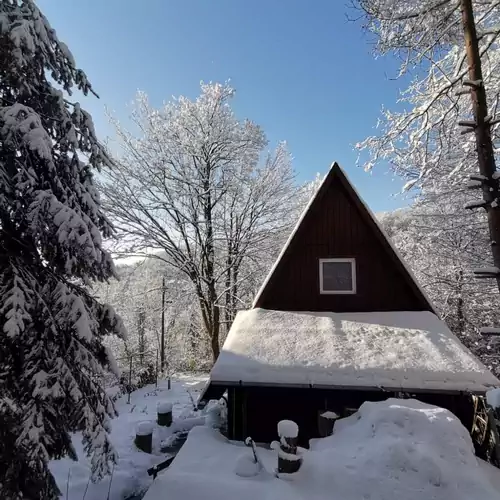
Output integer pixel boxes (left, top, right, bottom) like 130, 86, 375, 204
319, 258, 356, 294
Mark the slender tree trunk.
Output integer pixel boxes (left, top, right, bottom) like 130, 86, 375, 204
231, 267, 239, 323
137, 308, 146, 367
461, 0, 500, 292
160, 275, 166, 371
225, 240, 233, 332
456, 269, 465, 335
211, 307, 220, 362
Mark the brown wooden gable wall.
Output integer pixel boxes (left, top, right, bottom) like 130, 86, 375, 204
255, 164, 432, 313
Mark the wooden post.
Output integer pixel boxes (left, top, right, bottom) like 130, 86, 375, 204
318, 410, 339, 437
277, 420, 301, 474
460, 0, 500, 293
135, 422, 153, 453
157, 401, 173, 427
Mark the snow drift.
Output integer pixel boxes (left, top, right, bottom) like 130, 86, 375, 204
144, 398, 499, 500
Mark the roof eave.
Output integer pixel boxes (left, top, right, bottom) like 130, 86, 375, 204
202, 378, 493, 399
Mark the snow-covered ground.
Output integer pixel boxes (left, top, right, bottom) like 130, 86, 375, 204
49, 373, 208, 500
144, 398, 500, 500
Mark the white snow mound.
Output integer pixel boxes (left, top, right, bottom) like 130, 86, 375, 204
144, 398, 499, 500
486, 388, 500, 409
320, 411, 339, 420
157, 401, 173, 413
278, 419, 299, 438
136, 421, 154, 436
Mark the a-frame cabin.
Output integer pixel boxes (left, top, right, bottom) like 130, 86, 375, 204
201, 163, 499, 445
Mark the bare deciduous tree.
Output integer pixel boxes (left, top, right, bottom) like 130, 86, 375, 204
101, 82, 298, 361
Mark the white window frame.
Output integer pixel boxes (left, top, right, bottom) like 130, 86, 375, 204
319, 258, 356, 295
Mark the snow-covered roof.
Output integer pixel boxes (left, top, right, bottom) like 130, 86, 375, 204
144, 399, 500, 500
209, 308, 499, 393
252, 162, 437, 314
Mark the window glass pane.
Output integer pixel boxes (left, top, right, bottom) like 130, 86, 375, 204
322, 261, 353, 291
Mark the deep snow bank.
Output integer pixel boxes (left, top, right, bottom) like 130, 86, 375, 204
144, 398, 499, 500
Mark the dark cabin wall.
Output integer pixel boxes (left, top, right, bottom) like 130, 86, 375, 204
255, 170, 431, 312
229, 386, 474, 447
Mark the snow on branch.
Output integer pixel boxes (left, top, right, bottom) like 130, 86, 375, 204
464, 200, 488, 210
467, 180, 482, 189
458, 120, 476, 128
0, 103, 53, 161
470, 174, 487, 182
480, 327, 500, 336
473, 267, 500, 279
463, 79, 483, 87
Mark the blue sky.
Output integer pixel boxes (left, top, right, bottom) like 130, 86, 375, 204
38, 0, 410, 211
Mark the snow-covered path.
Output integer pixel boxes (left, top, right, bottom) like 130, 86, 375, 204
49, 373, 208, 500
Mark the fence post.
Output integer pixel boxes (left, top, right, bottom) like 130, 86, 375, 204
157, 402, 173, 427
135, 422, 153, 453
318, 410, 339, 437
277, 420, 301, 474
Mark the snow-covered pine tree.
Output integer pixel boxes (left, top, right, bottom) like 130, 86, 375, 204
0, 1, 126, 499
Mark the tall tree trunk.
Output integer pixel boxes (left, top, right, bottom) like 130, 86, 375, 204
160, 275, 166, 371
137, 308, 146, 367
231, 266, 239, 323
461, 0, 500, 292
203, 164, 220, 362
225, 240, 233, 333
211, 306, 220, 362
456, 269, 465, 336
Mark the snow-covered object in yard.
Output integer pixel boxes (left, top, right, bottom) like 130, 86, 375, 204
277, 448, 302, 462
486, 388, 500, 409
209, 308, 499, 392
320, 411, 339, 420
136, 421, 154, 436
203, 399, 224, 429
278, 420, 299, 438
143, 399, 499, 500
234, 454, 262, 477
157, 401, 173, 413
